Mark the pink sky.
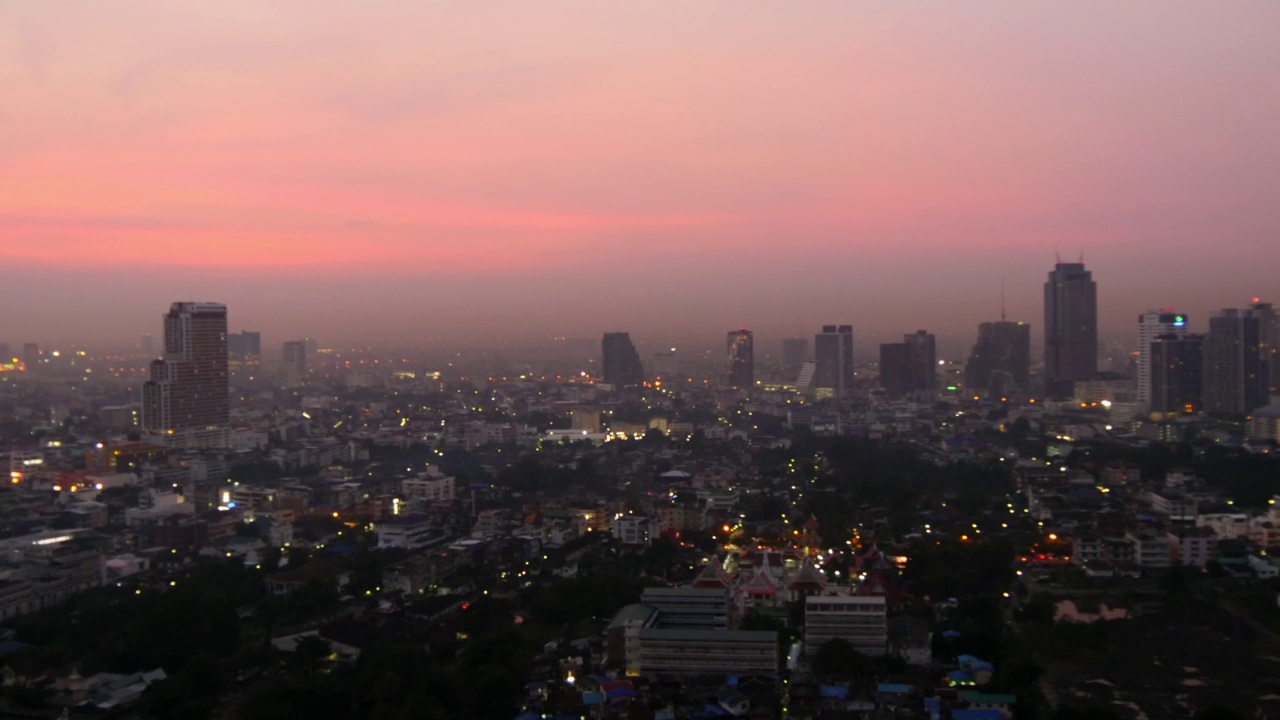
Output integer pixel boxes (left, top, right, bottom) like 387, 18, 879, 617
2, 2, 1278, 349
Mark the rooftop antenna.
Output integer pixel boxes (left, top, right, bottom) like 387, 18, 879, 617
1079, 248, 1085, 263
1000, 278, 1007, 321
1055, 249, 1061, 264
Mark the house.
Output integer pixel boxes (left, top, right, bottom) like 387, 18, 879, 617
266, 560, 351, 596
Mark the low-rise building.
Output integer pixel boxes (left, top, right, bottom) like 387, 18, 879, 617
637, 629, 778, 676
804, 593, 888, 657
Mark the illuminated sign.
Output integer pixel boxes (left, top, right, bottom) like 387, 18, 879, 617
1173, 315, 1186, 327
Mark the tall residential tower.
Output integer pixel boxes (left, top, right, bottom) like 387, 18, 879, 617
1137, 311, 1188, 407
1044, 261, 1098, 395
726, 329, 754, 390
141, 302, 229, 447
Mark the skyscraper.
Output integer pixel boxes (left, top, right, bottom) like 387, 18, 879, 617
965, 321, 1031, 395
813, 325, 854, 398
1252, 300, 1279, 393
601, 332, 644, 387
880, 330, 937, 398
782, 338, 810, 379
1137, 311, 1188, 407
1150, 333, 1203, 417
1203, 308, 1269, 418
1044, 261, 1098, 396
141, 302, 229, 447
227, 330, 262, 370
282, 340, 308, 384
726, 329, 754, 389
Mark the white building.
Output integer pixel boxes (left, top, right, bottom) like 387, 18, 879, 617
400, 467, 455, 503
376, 514, 443, 550
804, 593, 888, 657
613, 516, 651, 546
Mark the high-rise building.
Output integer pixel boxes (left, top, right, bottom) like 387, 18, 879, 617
965, 321, 1031, 395
227, 331, 262, 370
904, 330, 937, 394
1150, 333, 1203, 417
1137, 311, 1188, 407
139, 334, 154, 355
141, 302, 229, 447
601, 332, 644, 387
726, 329, 754, 389
879, 343, 908, 397
813, 325, 854, 398
652, 348, 678, 379
282, 340, 308, 383
1252, 300, 1279, 393
1203, 308, 1269, 418
0, 343, 9, 364
1044, 261, 1098, 395
782, 338, 810, 378
880, 331, 937, 398
22, 343, 39, 367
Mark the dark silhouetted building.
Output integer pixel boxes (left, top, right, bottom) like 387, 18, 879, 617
880, 330, 936, 398
966, 321, 1031, 395
1253, 300, 1279, 393
602, 332, 644, 387
141, 302, 229, 448
782, 338, 809, 379
1150, 333, 1203, 417
282, 340, 308, 384
727, 329, 754, 389
1137, 311, 1188, 407
140, 334, 153, 356
1044, 261, 1098, 395
813, 325, 854, 398
227, 331, 261, 369
1203, 308, 1270, 418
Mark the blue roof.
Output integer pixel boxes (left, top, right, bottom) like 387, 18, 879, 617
583, 691, 606, 705
819, 685, 849, 699
948, 670, 975, 681
877, 683, 911, 694
924, 697, 942, 712
958, 654, 983, 664
954, 710, 1005, 720
941, 630, 962, 639
971, 661, 995, 672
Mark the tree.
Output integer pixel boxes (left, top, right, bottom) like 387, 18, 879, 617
812, 638, 866, 676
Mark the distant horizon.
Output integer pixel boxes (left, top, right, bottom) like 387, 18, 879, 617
3, 2, 1278, 350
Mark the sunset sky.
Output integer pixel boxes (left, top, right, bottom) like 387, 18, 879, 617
2, 1, 1278, 352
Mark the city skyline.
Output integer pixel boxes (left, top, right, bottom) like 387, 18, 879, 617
3, 2, 1280, 345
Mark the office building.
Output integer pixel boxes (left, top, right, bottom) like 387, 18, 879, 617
1137, 311, 1188, 406
638, 629, 778, 676
282, 340, 307, 384
141, 302, 229, 448
1203, 308, 1269, 418
1253, 300, 1279, 393
814, 325, 854, 398
965, 321, 1031, 395
601, 332, 644, 387
227, 331, 261, 369
782, 337, 810, 378
652, 348, 677, 379
726, 329, 754, 389
804, 594, 888, 657
879, 330, 936, 398
1150, 333, 1203, 417
1044, 261, 1098, 395
641, 587, 729, 630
